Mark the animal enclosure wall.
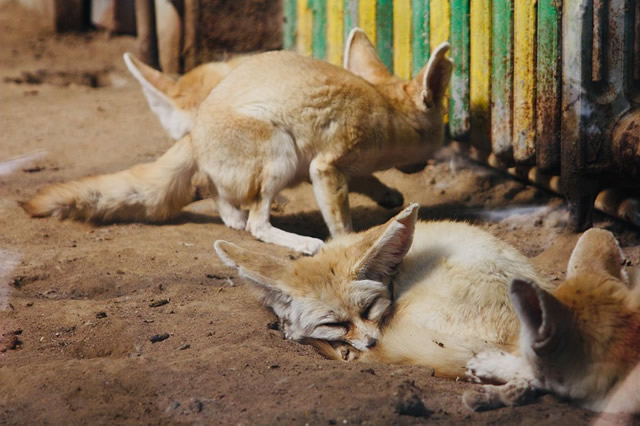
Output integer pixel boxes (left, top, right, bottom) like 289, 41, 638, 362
282, 0, 640, 229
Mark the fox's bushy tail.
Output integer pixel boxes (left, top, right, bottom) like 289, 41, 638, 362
22, 135, 198, 222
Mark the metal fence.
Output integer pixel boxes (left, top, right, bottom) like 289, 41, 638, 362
282, 0, 640, 229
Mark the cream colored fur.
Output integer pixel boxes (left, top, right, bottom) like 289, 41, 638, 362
464, 228, 640, 413
24, 29, 452, 254
215, 203, 551, 378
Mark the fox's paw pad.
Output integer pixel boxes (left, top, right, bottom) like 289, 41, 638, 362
462, 386, 504, 412
376, 188, 404, 209
335, 343, 360, 362
466, 351, 511, 384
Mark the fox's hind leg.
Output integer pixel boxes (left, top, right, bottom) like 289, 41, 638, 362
246, 193, 324, 255
309, 156, 353, 236
216, 198, 247, 230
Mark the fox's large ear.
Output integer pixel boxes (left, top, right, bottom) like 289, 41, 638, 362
413, 42, 453, 108
343, 27, 393, 85
124, 53, 193, 139
353, 203, 419, 284
567, 228, 628, 283
510, 279, 574, 356
214, 240, 292, 308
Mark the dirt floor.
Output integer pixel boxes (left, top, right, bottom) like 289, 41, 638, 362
1, 3, 638, 424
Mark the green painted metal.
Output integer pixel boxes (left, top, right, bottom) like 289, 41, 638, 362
490, 0, 513, 162
376, 0, 394, 71
311, 0, 328, 59
283, 0, 297, 50
343, 0, 359, 46
536, 0, 561, 171
411, 0, 430, 76
449, 0, 470, 140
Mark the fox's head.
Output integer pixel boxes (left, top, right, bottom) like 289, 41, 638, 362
510, 228, 640, 408
215, 204, 419, 352
123, 53, 246, 140
343, 28, 452, 167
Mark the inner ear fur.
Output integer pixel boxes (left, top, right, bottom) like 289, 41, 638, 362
567, 228, 628, 282
354, 203, 419, 284
413, 42, 453, 107
214, 240, 290, 297
343, 27, 393, 85
123, 52, 177, 98
510, 279, 574, 356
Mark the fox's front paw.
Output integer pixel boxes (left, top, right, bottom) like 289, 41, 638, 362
462, 386, 504, 412
466, 351, 512, 384
333, 342, 361, 362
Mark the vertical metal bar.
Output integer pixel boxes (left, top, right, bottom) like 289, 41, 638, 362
561, 0, 593, 231
376, 0, 394, 71
430, 0, 450, 48
297, 0, 313, 56
536, 0, 561, 171
491, 0, 513, 162
411, 0, 430, 76
283, 0, 297, 50
311, 0, 328, 60
343, 0, 359, 46
470, 0, 491, 151
449, 0, 470, 140
327, 0, 344, 65
592, 0, 605, 83
394, 0, 412, 79
431, 0, 450, 123
513, 0, 536, 163
359, 0, 377, 43
635, 1, 640, 82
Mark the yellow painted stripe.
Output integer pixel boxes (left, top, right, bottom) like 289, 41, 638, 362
470, 0, 491, 148
296, 0, 313, 56
513, 0, 536, 161
430, 0, 450, 48
393, 0, 412, 79
359, 0, 377, 44
430, 0, 450, 122
327, 0, 344, 65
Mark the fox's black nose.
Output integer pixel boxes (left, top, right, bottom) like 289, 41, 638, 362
366, 338, 377, 349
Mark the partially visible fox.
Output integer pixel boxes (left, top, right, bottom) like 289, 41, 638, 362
214, 203, 553, 377
463, 228, 640, 414
23, 29, 453, 254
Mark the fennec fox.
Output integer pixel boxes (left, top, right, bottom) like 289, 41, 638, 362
214, 204, 553, 378
464, 228, 640, 413
23, 29, 452, 254
124, 51, 408, 209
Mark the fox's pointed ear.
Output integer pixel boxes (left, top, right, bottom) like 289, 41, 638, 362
510, 279, 574, 356
354, 203, 419, 284
413, 42, 453, 108
214, 240, 292, 307
123, 52, 176, 97
343, 27, 393, 85
567, 228, 628, 282
124, 52, 194, 140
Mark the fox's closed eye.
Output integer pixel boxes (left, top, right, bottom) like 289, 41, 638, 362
361, 297, 380, 319
320, 321, 351, 330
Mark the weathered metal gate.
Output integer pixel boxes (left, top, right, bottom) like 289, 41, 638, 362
282, 0, 640, 229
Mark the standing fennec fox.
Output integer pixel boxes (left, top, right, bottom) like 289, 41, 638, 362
463, 228, 640, 414
214, 203, 553, 378
23, 29, 453, 254
123, 51, 410, 210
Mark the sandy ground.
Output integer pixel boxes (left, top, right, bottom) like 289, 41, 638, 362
1, 3, 639, 424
